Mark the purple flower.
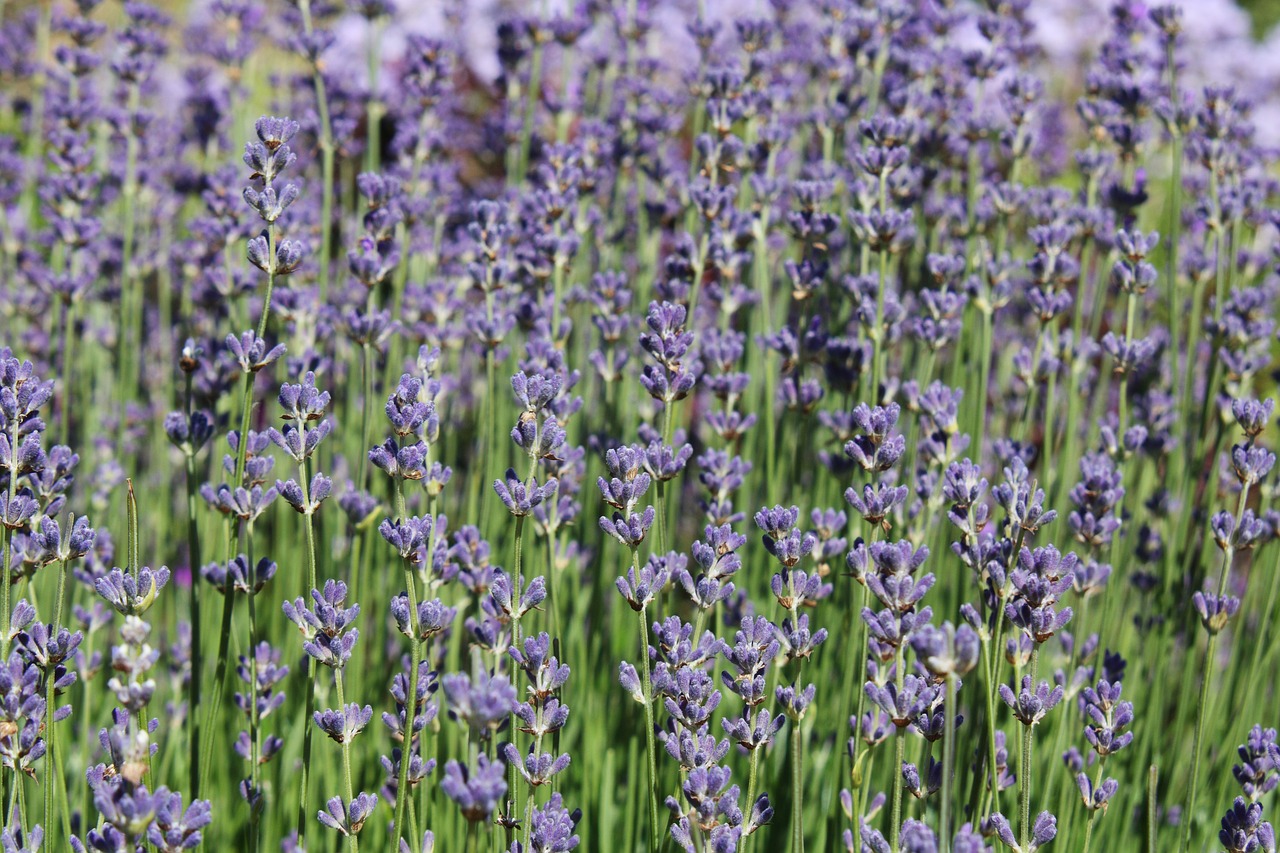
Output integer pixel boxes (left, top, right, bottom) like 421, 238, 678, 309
1076, 772, 1119, 812
95, 566, 171, 616
988, 810, 1057, 851
1234, 725, 1280, 802
494, 469, 559, 517
316, 792, 378, 836
1219, 797, 1276, 853
526, 792, 582, 852
442, 671, 516, 738
441, 755, 507, 823
1193, 590, 1240, 634
616, 552, 675, 612
999, 675, 1064, 727
313, 703, 374, 744
148, 791, 213, 852
909, 621, 980, 678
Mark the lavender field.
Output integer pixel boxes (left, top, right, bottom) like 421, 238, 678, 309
2, 0, 1280, 851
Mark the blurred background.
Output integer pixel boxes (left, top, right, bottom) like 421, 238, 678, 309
8, 0, 1280, 145
1242, 0, 1280, 33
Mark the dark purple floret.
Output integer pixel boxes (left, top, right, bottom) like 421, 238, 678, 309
1234, 725, 1280, 802
313, 702, 374, 744
1193, 590, 1241, 634
999, 675, 1064, 727
1219, 797, 1276, 853
316, 792, 378, 836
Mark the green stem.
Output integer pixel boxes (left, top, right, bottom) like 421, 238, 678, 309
294, 458, 321, 849
2, 407, 20, 653
1019, 648, 1039, 849
636, 582, 660, 853
43, 663, 60, 848
392, 480, 423, 851
247, 524, 262, 853
358, 343, 374, 491
792, 706, 805, 853
199, 548, 237, 797
183, 450, 203, 797
335, 673, 360, 853
1081, 762, 1105, 853
1180, 631, 1219, 851
941, 673, 957, 853
1148, 765, 1159, 853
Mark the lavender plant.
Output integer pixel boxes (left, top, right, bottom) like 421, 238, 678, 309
2, 1, 1280, 850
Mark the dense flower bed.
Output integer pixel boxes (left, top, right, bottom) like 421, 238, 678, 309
1, 1, 1279, 852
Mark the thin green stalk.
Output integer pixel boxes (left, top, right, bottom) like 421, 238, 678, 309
294, 456, 321, 851
13, 767, 27, 836
43, 661, 60, 848
743, 743, 762, 853
1148, 765, 1159, 853
295, 668, 318, 850
1164, 45, 1183, 396
980, 608, 1009, 822
247, 523, 262, 853
57, 298, 74, 449
792, 702, 805, 853
1019, 648, 1039, 849
358, 342, 374, 490
1081, 761, 1106, 853
335, 673, 360, 853
198, 538, 237, 798
636, 575, 660, 853
1, 402, 20, 653
940, 673, 957, 853
1243, 543, 1280, 710
890, 628, 907, 853
1182, 622, 1217, 853
183, 448, 203, 797
392, 479, 423, 852
1180, 489, 1242, 853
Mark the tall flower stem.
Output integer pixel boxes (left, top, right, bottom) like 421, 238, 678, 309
1182, 485, 1250, 850
246, 522, 262, 853
43, 657, 65, 848
940, 672, 957, 853
334, 672, 360, 853
1019, 648, 1039, 849
199, 537, 237, 798
1, 400, 20, 652
743, 741, 762, 853
294, 452, 321, 851
392, 480, 422, 851
634, 554, 660, 853
791, 661, 806, 853
508, 514, 527, 830
1148, 764, 1159, 853
123, 480, 153, 791
889, 728, 904, 853
890, 637, 907, 852
183, 445, 204, 797
1081, 761, 1106, 853
1164, 42, 1183, 404
358, 342, 374, 490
